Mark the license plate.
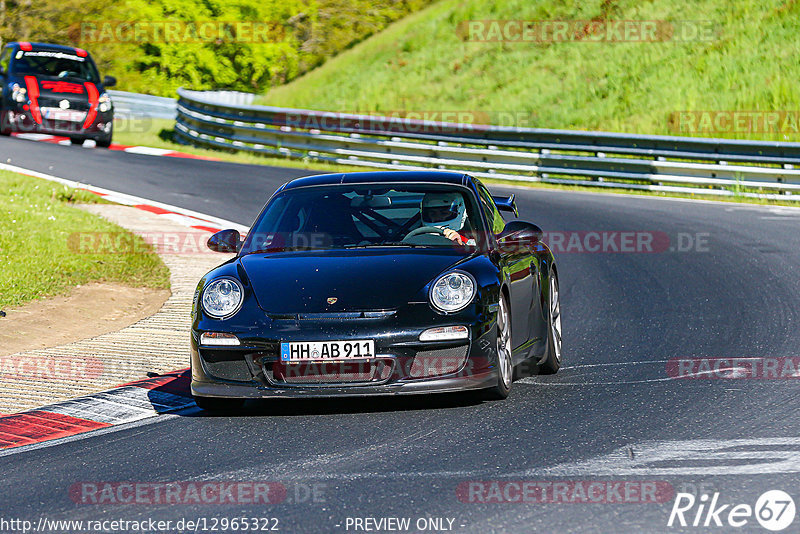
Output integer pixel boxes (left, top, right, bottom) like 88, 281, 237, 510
280, 340, 375, 362
41, 107, 86, 122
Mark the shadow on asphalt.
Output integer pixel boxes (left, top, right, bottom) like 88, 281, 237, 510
192, 392, 486, 418
142, 369, 491, 417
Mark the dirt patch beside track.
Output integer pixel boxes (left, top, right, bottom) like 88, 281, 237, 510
0, 283, 169, 358
0, 204, 233, 414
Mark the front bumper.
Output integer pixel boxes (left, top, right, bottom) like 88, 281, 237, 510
190, 305, 500, 399
3, 106, 113, 139
191, 370, 498, 399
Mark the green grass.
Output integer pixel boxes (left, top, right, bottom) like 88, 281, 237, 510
257, 0, 800, 142
0, 171, 170, 309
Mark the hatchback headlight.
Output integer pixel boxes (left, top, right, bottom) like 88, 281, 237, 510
98, 92, 112, 113
429, 271, 475, 313
11, 84, 26, 103
201, 278, 243, 318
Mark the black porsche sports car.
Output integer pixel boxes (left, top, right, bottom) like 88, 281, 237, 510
0, 41, 116, 146
191, 171, 561, 410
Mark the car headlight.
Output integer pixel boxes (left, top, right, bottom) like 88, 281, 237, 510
98, 92, 112, 113
429, 271, 475, 313
11, 84, 26, 103
201, 278, 243, 318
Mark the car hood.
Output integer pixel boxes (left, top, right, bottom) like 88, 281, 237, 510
18, 75, 96, 108
239, 249, 471, 313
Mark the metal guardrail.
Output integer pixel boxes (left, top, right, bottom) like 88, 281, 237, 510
110, 89, 253, 120
174, 88, 800, 200
109, 90, 177, 119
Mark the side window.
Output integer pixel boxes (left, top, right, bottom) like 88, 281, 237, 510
476, 184, 506, 234
0, 48, 11, 74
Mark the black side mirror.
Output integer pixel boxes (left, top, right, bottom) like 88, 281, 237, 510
102, 75, 116, 87
207, 229, 241, 253
496, 221, 543, 251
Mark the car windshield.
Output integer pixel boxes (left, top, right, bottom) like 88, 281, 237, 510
11, 49, 100, 82
242, 184, 483, 253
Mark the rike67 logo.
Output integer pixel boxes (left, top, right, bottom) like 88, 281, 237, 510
668, 490, 796, 531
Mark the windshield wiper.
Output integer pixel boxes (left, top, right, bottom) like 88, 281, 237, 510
245, 246, 313, 254
343, 242, 427, 248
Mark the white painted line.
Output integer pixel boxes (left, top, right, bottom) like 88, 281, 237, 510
124, 146, 174, 156
94, 387, 193, 413
94, 193, 138, 206
42, 386, 193, 425
15, 133, 56, 141
0, 162, 249, 233
511, 437, 800, 476
518, 377, 676, 386
45, 397, 154, 425
161, 212, 208, 227
559, 360, 672, 370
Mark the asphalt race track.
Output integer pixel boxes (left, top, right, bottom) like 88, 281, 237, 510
2, 136, 800, 533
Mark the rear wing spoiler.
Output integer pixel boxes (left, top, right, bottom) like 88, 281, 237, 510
492, 194, 518, 217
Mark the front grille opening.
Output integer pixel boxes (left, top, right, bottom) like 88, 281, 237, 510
198, 349, 254, 382
269, 358, 393, 385
409, 345, 470, 378
38, 97, 90, 111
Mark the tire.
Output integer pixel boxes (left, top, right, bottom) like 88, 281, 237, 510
193, 395, 244, 412
482, 293, 513, 400
0, 110, 11, 136
69, 137, 84, 145
96, 130, 112, 148
539, 272, 562, 374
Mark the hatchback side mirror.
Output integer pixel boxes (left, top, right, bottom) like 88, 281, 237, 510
102, 75, 117, 87
207, 229, 241, 253
496, 221, 543, 251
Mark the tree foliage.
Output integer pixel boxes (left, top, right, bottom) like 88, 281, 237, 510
0, 0, 434, 96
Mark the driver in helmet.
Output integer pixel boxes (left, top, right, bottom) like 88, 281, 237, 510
420, 192, 476, 245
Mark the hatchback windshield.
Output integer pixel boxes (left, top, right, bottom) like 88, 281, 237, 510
12, 49, 100, 82
242, 184, 483, 253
